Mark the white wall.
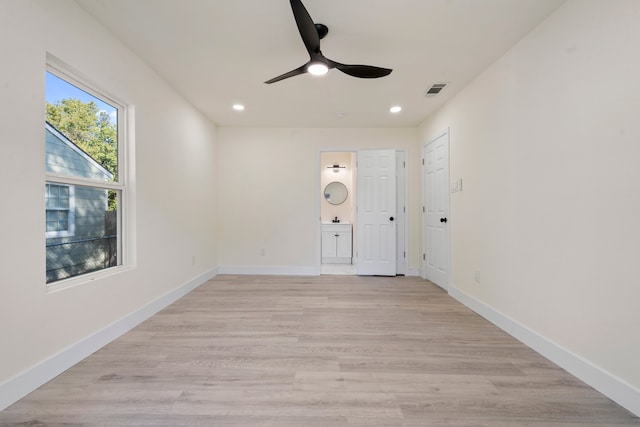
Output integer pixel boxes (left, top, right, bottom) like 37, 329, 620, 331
216, 127, 420, 273
0, 0, 218, 403
419, 0, 640, 412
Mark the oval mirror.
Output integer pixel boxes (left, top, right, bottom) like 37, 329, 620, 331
324, 181, 348, 205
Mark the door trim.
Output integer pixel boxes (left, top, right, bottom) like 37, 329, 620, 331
396, 150, 408, 275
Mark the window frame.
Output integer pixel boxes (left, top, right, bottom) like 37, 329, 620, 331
45, 60, 129, 288
45, 183, 76, 238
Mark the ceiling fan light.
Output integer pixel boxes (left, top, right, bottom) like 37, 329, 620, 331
308, 62, 329, 76
390, 105, 402, 114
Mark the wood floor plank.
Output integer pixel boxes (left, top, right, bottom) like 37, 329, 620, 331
171, 390, 402, 418
294, 371, 498, 395
0, 275, 638, 426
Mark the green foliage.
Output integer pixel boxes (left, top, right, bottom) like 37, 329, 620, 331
46, 99, 118, 211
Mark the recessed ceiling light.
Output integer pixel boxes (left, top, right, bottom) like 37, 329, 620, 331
389, 105, 402, 114
232, 104, 245, 111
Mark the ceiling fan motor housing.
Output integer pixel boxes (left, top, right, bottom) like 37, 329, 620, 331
315, 23, 328, 39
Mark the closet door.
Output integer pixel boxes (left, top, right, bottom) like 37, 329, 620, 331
357, 149, 396, 276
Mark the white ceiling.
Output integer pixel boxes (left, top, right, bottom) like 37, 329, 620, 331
75, 0, 565, 128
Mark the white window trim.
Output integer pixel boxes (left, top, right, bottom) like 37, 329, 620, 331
46, 55, 131, 290
45, 183, 75, 238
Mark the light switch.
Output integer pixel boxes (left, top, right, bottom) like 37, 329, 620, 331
450, 178, 463, 193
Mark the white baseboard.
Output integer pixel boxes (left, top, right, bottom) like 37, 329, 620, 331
0, 267, 218, 412
406, 268, 422, 277
218, 265, 320, 276
220, 265, 422, 278
448, 285, 640, 417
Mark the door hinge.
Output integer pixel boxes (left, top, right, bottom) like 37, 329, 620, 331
422, 158, 424, 166
403, 206, 406, 213
403, 161, 406, 168
403, 251, 406, 258
422, 206, 425, 213
423, 253, 426, 260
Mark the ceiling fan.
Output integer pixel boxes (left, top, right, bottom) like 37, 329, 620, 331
265, 0, 393, 84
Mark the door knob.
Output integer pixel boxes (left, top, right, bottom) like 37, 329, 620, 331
440, 217, 448, 223
389, 216, 395, 221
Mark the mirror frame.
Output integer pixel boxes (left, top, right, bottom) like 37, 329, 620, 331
324, 181, 348, 205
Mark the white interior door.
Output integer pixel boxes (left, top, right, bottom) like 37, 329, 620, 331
357, 149, 396, 276
423, 131, 450, 288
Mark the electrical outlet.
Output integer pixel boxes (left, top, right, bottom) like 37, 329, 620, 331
260, 248, 266, 256
474, 270, 481, 284
191, 255, 196, 266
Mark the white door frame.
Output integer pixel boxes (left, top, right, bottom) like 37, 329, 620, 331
422, 129, 450, 289
396, 150, 408, 275
316, 148, 407, 276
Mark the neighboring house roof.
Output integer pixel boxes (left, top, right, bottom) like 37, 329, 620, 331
45, 121, 114, 181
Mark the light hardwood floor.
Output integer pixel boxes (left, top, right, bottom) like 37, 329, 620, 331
1, 275, 638, 426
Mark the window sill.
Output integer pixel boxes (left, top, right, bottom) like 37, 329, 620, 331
46, 264, 134, 294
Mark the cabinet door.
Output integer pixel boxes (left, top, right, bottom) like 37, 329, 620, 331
322, 231, 338, 257
336, 232, 352, 258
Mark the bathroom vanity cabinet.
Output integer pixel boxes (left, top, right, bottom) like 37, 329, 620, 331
321, 223, 352, 264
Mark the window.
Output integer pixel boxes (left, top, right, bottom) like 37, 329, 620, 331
45, 63, 126, 285
45, 183, 75, 238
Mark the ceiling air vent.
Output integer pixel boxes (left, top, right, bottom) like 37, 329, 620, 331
425, 83, 448, 97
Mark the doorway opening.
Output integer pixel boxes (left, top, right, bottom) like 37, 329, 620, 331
320, 151, 357, 275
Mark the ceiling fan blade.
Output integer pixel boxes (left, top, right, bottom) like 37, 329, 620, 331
264, 64, 309, 84
290, 0, 320, 55
334, 63, 393, 79
331, 60, 393, 79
